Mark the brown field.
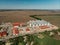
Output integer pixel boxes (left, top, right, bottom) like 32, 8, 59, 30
35, 15, 60, 27
0, 10, 60, 27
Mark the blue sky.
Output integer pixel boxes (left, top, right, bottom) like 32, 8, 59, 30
0, 0, 60, 9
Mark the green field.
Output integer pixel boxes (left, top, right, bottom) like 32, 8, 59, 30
32, 33, 60, 45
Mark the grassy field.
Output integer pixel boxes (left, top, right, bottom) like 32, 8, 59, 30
32, 33, 60, 45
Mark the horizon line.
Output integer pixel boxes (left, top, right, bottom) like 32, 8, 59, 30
0, 9, 60, 10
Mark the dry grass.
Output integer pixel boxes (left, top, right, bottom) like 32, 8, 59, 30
0, 11, 60, 24
36, 15, 60, 27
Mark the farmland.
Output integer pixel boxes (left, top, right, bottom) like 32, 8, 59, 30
0, 10, 60, 23
34, 14, 60, 27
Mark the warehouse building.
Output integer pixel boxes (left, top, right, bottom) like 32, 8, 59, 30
27, 20, 52, 27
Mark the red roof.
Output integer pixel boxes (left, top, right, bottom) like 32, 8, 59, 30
0, 32, 2, 37
13, 27, 19, 35
26, 28, 30, 31
12, 22, 20, 26
2, 31, 7, 36
12, 22, 24, 26
0, 31, 7, 37
39, 25, 49, 29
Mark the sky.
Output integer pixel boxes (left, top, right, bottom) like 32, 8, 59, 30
0, 0, 60, 9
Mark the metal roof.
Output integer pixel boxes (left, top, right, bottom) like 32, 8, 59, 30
27, 20, 51, 25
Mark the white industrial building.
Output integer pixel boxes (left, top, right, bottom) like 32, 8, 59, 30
27, 20, 52, 27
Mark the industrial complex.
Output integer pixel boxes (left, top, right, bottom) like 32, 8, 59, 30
0, 20, 59, 41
